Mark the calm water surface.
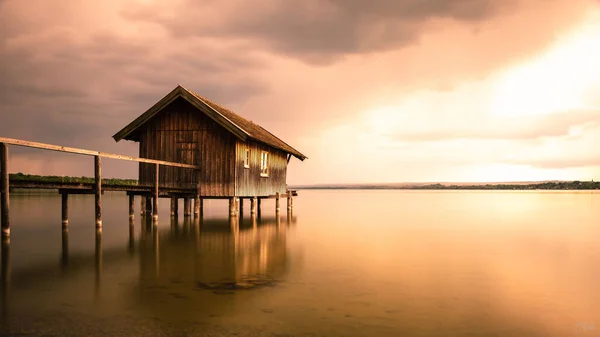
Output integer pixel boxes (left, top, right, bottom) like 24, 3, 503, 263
1, 190, 599, 336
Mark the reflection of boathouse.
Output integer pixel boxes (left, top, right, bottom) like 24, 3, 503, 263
138, 216, 293, 292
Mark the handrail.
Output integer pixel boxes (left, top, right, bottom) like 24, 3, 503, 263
0, 137, 200, 169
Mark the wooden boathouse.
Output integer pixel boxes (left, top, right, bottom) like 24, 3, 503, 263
113, 85, 307, 215
0, 85, 306, 239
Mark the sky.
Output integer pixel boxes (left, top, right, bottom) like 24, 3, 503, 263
1, 0, 600, 184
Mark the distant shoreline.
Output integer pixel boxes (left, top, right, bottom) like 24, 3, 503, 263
8, 174, 599, 191
290, 181, 600, 190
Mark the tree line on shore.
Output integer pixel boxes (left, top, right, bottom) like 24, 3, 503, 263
9, 173, 138, 186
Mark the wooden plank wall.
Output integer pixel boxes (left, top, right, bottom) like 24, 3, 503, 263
235, 139, 288, 197
138, 97, 236, 196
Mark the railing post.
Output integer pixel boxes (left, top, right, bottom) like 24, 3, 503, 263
94, 155, 102, 228
0, 143, 9, 239
153, 163, 159, 221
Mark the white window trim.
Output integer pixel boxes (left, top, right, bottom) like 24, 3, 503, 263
260, 151, 269, 177
244, 148, 250, 169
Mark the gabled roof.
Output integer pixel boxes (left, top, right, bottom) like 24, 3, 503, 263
113, 85, 307, 161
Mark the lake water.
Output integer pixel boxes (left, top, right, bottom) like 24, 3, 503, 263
0, 189, 599, 336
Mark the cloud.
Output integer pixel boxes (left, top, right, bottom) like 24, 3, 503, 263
379, 110, 600, 143
123, 0, 517, 65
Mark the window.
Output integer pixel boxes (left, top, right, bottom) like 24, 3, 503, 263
260, 151, 269, 177
244, 148, 250, 168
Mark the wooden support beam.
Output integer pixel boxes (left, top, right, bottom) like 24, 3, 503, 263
171, 197, 178, 217
250, 197, 257, 215
239, 198, 244, 217
140, 196, 146, 215
275, 192, 280, 213
0, 143, 9, 238
94, 155, 102, 228
287, 192, 293, 210
153, 163, 159, 221
184, 197, 191, 217
61, 193, 69, 226
194, 195, 201, 217
128, 194, 135, 220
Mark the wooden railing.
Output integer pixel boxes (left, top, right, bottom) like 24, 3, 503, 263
0, 137, 201, 239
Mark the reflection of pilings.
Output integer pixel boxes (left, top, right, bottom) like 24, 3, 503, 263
1, 238, 10, 324
153, 226, 160, 278
95, 228, 102, 300
128, 218, 135, 254
183, 214, 192, 234
61, 228, 69, 268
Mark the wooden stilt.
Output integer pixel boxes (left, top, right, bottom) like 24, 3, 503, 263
1, 143, 9, 238
194, 194, 201, 217
153, 163, 159, 221
250, 197, 257, 215
140, 196, 146, 215
170, 197, 177, 217
61, 193, 69, 226
128, 194, 135, 220
145, 197, 152, 214
239, 198, 244, 217
275, 192, 280, 213
184, 197, 191, 217
287, 192, 293, 210
229, 197, 236, 216
257, 198, 262, 218
94, 155, 102, 228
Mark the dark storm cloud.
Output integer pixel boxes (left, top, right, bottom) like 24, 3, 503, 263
0, 24, 269, 152
124, 0, 515, 64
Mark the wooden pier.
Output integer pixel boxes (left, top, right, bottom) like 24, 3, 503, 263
0, 137, 296, 240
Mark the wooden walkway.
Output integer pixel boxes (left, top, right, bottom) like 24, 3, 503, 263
0, 137, 296, 241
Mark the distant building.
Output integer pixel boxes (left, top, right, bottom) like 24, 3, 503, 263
113, 85, 306, 198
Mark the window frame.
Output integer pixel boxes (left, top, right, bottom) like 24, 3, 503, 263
260, 151, 269, 177
243, 147, 250, 169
